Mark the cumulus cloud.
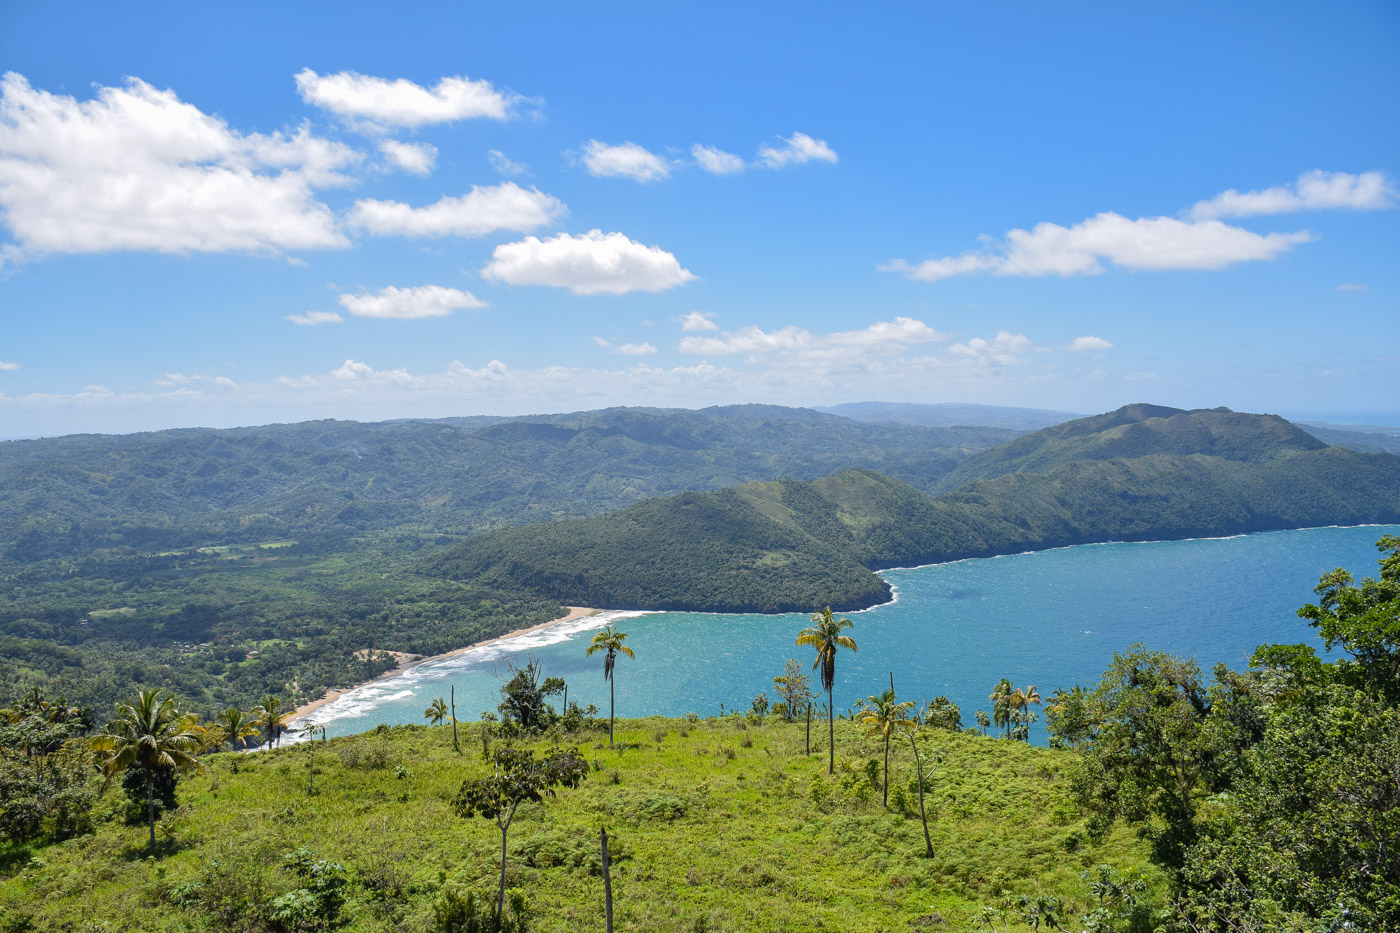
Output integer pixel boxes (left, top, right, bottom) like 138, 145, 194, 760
614, 343, 657, 356
154, 372, 236, 388
588, 336, 612, 348
379, 139, 437, 175
337, 284, 486, 319
286, 310, 344, 326
1189, 170, 1396, 220
347, 182, 565, 238
1064, 336, 1113, 352
581, 140, 672, 182
0, 72, 355, 258
756, 132, 838, 169
0, 360, 18, 371
488, 149, 528, 176
679, 311, 719, 331
482, 229, 696, 295
692, 144, 745, 175
680, 316, 943, 362
295, 69, 517, 127
949, 331, 1033, 365
883, 213, 1314, 281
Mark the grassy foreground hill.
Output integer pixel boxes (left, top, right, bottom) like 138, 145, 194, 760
432, 407, 1400, 612
0, 716, 1155, 933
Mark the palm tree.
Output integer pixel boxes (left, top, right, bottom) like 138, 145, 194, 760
1017, 684, 1042, 742
989, 678, 1014, 739
214, 707, 261, 751
586, 626, 635, 747
89, 689, 203, 848
254, 695, 291, 750
857, 687, 914, 807
797, 607, 857, 774
424, 698, 450, 726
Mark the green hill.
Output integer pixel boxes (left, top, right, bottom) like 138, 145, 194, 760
0, 716, 1154, 933
432, 439, 1400, 612
933, 404, 1326, 492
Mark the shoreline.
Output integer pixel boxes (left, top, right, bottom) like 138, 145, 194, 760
291, 606, 601, 722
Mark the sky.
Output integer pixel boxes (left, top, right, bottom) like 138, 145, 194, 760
1, 2, 1397, 437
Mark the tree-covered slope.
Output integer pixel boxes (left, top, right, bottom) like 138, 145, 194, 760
431, 448, 1400, 612
933, 404, 1327, 492
0, 406, 1018, 561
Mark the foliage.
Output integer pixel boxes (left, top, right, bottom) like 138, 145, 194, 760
434, 884, 531, 933
495, 661, 564, 732
923, 695, 962, 732
772, 658, 813, 723
272, 848, 348, 931
798, 608, 858, 775
585, 627, 634, 746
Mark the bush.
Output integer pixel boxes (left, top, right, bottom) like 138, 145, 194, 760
433, 884, 530, 933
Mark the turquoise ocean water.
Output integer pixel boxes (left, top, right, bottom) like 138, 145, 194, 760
292, 524, 1399, 744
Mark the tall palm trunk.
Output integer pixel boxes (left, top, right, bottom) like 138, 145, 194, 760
146, 766, 157, 848
882, 732, 891, 807
909, 732, 933, 857
817, 683, 828, 767
608, 673, 615, 747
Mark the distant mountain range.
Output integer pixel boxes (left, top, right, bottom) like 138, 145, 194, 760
430, 405, 1400, 612
811, 401, 1080, 431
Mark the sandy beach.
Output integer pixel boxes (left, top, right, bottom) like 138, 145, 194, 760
291, 606, 600, 721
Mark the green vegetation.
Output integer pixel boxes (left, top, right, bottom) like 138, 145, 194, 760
585, 627, 635, 748
433, 438, 1400, 612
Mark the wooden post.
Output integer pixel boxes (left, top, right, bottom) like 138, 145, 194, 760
450, 684, 459, 753
601, 825, 614, 933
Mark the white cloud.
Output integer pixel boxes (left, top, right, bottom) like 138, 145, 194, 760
346, 182, 565, 238
286, 310, 344, 326
154, 372, 236, 388
1189, 170, 1396, 220
482, 229, 696, 295
0, 72, 355, 258
692, 144, 745, 175
588, 336, 612, 348
294, 69, 517, 127
949, 331, 1033, 365
337, 284, 486, 319
1065, 335, 1113, 352
614, 343, 657, 356
581, 140, 672, 183
883, 212, 1314, 281
1336, 283, 1368, 292
679, 311, 719, 332
680, 316, 943, 362
0, 360, 19, 371
379, 139, 437, 175
756, 132, 838, 169
488, 149, 528, 176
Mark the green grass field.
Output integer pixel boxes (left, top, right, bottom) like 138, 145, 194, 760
0, 716, 1156, 932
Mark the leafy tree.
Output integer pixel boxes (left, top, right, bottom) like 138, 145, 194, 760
425, 698, 450, 727
897, 712, 940, 858
272, 847, 347, 931
1296, 533, 1400, 701
90, 688, 203, 848
452, 746, 588, 918
772, 658, 814, 723
923, 695, 962, 732
0, 694, 95, 843
1044, 686, 1094, 749
856, 687, 913, 807
797, 607, 857, 774
496, 659, 564, 732
585, 627, 634, 747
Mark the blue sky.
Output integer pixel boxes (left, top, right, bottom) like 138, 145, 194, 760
1, 2, 1397, 436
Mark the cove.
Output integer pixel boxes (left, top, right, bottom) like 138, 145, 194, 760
295, 524, 1399, 744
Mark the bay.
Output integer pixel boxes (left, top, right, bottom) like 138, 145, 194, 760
294, 524, 1399, 744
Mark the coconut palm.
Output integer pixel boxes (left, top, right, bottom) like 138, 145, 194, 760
797, 607, 858, 774
1017, 684, 1042, 742
89, 689, 203, 848
424, 698, 450, 726
254, 695, 291, 750
857, 687, 914, 807
990, 679, 1014, 739
214, 707, 261, 751
586, 626, 635, 747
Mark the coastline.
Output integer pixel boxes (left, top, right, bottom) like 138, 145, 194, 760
291, 606, 601, 721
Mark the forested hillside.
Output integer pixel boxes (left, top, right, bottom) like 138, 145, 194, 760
433, 408, 1400, 612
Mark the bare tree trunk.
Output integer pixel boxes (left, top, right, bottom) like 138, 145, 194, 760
609, 674, 615, 748
601, 825, 614, 933
450, 685, 459, 753
805, 701, 811, 756
497, 805, 516, 919
883, 733, 890, 807
910, 732, 933, 857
